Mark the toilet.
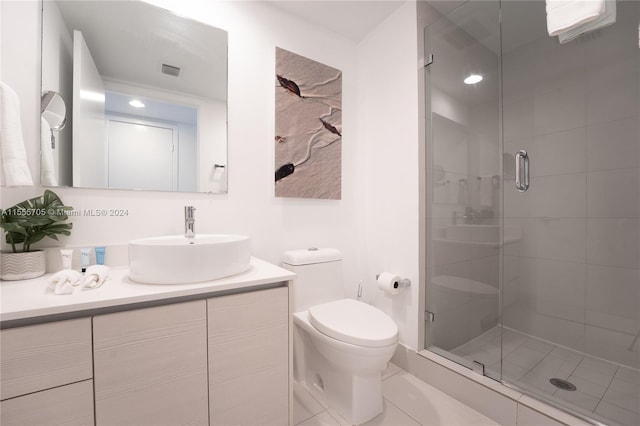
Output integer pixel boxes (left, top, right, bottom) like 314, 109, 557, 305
282, 248, 398, 425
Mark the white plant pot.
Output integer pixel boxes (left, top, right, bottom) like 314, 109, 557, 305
1, 250, 46, 281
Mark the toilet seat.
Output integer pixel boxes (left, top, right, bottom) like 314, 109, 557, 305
308, 299, 398, 348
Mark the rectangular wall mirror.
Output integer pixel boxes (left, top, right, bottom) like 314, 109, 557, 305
41, 0, 228, 193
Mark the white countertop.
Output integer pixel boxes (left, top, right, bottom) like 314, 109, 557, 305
0, 257, 295, 323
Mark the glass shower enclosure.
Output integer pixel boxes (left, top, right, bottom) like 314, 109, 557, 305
423, 1, 639, 425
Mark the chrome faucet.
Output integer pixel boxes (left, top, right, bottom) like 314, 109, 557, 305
185, 206, 196, 239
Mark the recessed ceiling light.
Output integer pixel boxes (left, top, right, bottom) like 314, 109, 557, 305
129, 99, 145, 108
464, 74, 483, 85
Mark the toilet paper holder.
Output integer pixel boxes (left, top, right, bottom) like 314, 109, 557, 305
376, 274, 411, 289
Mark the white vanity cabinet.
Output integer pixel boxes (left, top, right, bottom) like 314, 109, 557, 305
93, 300, 209, 426
208, 287, 289, 426
0, 259, 294, 426
92, 288, 290, 426
0, 318, 94, 426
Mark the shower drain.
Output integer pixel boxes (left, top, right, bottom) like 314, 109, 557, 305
549, 378, 577, 391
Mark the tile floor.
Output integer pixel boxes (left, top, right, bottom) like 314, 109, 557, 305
451, 326, 640, 426
293, 364, 498, 426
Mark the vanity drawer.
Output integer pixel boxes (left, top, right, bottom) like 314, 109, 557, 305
0, 380, 94, 426
0, 317, 93, 400
0, 379, 94, 426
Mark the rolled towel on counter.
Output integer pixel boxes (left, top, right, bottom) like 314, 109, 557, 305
82, 265, 111, 289
47, 269, 83, 295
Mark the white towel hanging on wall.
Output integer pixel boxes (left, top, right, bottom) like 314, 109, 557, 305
0, 82, 33, 186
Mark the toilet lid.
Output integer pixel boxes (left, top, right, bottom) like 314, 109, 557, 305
308, 299, 398, 348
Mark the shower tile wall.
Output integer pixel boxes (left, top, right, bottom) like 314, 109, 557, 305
501, 0, 640, 369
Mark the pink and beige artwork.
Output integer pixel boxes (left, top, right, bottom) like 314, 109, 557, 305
275, 47, 342, 200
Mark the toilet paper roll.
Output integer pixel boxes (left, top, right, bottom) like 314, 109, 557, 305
377, 272, 402, 296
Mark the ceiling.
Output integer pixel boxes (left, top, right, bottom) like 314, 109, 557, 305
55, 1, 228, 101
53, 0, 551, 108
53, 0, 407, 103
267, 1, 406, 42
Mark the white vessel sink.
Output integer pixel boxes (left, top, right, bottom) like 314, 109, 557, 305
129, 234, 251, 284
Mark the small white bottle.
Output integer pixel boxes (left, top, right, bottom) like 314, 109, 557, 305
60, 249, 73, 270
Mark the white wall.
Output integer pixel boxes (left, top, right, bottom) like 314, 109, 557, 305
355, 2, 420, 349
0, 0, 362, 299
1, 0, 426, 350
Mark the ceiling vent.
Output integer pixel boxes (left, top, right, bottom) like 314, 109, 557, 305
161, 63, 181, 77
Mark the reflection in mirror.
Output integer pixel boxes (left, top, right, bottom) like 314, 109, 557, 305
431, 113, 468, 206
41, 91, 67, 186
41, 1, 228, 193
41, 91, 67, 133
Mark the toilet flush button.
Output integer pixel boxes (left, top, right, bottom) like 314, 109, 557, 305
308, 247, 318, 251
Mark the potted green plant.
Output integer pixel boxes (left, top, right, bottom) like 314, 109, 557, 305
0, 190, 73, 280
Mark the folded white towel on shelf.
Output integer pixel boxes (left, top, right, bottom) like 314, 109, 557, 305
47, 269, 83, 295
546, 0, 605, 36
40, 117, 58, 186
0, 82, 34, 186
558, 0, 616, 43
82, 265, 111, 289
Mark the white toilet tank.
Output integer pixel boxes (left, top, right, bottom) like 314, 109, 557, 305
282, 248, 343, 312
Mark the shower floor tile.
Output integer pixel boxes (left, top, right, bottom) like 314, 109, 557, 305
603, 384, 640, 414
504, 344, 549, 370
572, 357, 618, 386
530, 351, 581, 379
565, 375, 608, 399
451, 326, 640, 426
554, 387, 601, 411
596, 401, 640, 426
520, 371, 562, 395
492, 359, 529, 381
614, 366, 640, 386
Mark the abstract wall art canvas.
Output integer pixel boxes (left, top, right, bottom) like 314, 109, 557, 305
274, 47, 342, 200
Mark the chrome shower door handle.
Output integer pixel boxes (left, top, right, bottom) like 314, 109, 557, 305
515, 150, 530, 192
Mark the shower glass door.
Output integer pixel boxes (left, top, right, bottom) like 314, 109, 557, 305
500, 1, 639, 424
424, 1, 639, 424
423, 0, 502, 381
